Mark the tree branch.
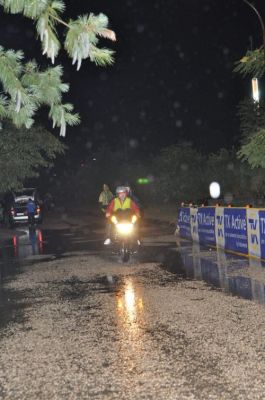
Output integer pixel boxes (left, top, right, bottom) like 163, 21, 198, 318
49, 13, 70, 29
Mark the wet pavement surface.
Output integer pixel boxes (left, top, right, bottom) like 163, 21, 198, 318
2, 219, 265, 308
2, 212, 265, 398
0, 216, 180, 328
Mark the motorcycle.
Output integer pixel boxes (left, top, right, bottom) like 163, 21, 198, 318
110, 210, 140, 262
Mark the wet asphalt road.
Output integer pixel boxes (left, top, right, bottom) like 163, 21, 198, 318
1, 210, 265, 399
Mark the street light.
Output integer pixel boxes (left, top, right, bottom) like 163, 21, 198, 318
209, 182, 221, 199
242, 1, 264, 103
242, 0, 265, 51
252, 77, 260, 102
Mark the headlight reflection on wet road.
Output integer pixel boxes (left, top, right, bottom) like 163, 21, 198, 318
116, 278, 145, 374
116, 278, 144, 336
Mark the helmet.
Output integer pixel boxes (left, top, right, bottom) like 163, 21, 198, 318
116, 186, 128, 195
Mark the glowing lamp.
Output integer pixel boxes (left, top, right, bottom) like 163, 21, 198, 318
252, 78, 259, 103
209, 182, 220, 199
137, 178, 150, 185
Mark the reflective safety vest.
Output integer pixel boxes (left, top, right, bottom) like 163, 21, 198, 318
113, 197, 132, 212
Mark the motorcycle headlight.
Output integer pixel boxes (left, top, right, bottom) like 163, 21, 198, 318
111, 215, 118, 224
116, 223, 134, 235
131, 215, 137, 224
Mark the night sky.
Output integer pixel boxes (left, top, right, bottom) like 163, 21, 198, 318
1, 0, 265, 157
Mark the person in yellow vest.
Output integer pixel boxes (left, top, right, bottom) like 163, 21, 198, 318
98, 184, 114, 214
104, 186, 140, 245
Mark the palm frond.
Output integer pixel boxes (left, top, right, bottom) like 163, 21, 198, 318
234, 48, 265, 78
65, 13, 115, 70
89, 46, 115, 66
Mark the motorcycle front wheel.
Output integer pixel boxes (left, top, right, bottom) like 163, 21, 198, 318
121, 243, 130, 263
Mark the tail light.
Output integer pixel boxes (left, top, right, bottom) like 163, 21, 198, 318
13, 235, 17, 256
38, 230, 43, 242
38, 230, 44, 254
36, 207, 41, 214
13, 235, 17, 247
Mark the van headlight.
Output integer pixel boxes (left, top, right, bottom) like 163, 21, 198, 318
116, 223, 134, 235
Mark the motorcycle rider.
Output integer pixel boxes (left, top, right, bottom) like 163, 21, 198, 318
104, 186, 140, 245
124, 184, 141, 209
98, 184, 114, 214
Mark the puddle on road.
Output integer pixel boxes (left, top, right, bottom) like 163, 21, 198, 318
0, 223, 104, 328
2, 223, 265, 316
0, 217, 176, 282
0, 226, 103, 282
163, 239, 265, 307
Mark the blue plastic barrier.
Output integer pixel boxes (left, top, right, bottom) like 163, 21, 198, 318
177, 206, 265, 260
